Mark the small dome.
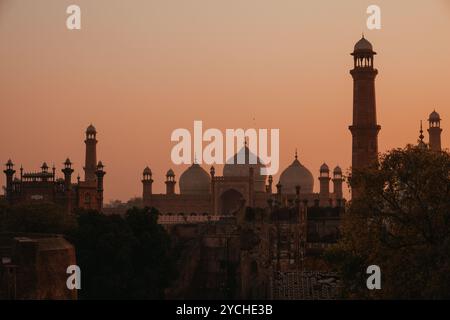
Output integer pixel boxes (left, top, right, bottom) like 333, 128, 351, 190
333, 166, 342, 174
143, 166, 152, 175
179, 163, 211, 195
41, 162, 48, 169
279, 155, 314, 194
354, 36, 373, 52
429, 110, 441, 122
6, 159, 13, 166
320, 163, 330, 172
97, 161, 104, 168
64, 158, 71, 165
86, 124, 96, 134
223, 145, 266, 192
166, 169, 175, 177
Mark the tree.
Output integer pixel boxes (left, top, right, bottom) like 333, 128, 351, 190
70, 207, 174, 299
327, 146, 450, 299
0, 202, 75, 234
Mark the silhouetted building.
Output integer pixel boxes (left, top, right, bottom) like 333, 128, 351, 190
142, 148, 344, 215
349, 36, 381, 177
3, 125, 106, 212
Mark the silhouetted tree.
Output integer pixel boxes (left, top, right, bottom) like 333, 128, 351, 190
327, 146, 450, 299
125, 206, 175, 299
0, 202, 75, 234
71, 207, 174, 299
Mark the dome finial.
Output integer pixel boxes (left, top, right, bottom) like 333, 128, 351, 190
295, 148, 298, 160
419, 120, 424, 142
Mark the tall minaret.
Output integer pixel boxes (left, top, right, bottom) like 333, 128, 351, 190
349, 36, 381, 176
84, 124, 98, 182
428, 110, 442, 152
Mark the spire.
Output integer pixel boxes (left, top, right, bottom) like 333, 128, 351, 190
418, 120, 427, 150
419, 120, 424, 142
295, 149, 298, 160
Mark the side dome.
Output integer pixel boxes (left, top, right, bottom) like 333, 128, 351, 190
279, 154, 314, 194
179, 163, 211, 195
223, 145, 266, 192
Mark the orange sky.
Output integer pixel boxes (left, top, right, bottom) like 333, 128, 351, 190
1, 0, 449, 202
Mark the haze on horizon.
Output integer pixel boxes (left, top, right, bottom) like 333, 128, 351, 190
1, 0, 449, 202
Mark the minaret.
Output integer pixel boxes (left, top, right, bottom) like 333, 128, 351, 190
41, 162, 49, 182
142, 166, 153, 201
3, 159, 15, 202
62, 158, 74, 191
165, 169, 176, 195
349, 36, 381, 176
332, 166, 343, 205
319, 163, 330, 206
95, 161, 106, 210
428, 110, 442, 151
84, 124, 97, 182
62, 158, 74, 213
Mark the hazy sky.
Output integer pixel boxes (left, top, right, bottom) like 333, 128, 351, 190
1, 0, 449, 201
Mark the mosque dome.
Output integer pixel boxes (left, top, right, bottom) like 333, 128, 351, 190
223, 145, 266, 192
354, 36, 373, 52
279, 153, 314, 194
429, 110, 441, 122
179, 163, 211, 195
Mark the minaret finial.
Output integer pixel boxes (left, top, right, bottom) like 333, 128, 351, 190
419, 120, 424, 142
295, 149, 298, 160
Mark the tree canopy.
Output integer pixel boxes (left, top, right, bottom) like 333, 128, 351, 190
0, 201, 75, 234
70, 207, 175, 299
327, 146, 450, 299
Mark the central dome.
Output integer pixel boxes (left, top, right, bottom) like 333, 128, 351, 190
179, 163, 211, 195
223, 145, 266, 192
279, 154, 314, 194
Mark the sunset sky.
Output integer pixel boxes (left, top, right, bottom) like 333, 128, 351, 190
1, 0, 449, 202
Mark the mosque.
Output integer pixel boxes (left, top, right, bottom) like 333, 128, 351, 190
142, 147, 344, 216
142, 36, 445, 217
